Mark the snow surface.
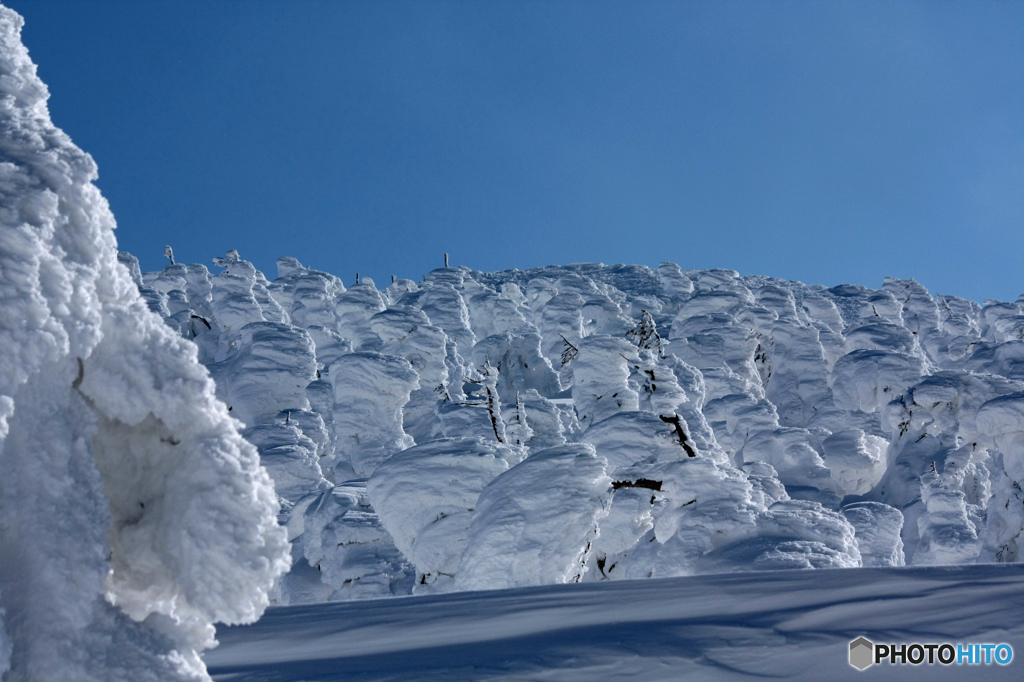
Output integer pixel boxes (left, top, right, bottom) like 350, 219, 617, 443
205, 562, 1024, 681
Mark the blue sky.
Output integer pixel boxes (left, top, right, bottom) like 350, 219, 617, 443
11, 1, 1024, 301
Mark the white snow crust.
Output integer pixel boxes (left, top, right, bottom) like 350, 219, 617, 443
205, 562, 1024, 681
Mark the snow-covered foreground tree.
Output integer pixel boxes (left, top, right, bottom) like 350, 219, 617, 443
0, 6, 289, 680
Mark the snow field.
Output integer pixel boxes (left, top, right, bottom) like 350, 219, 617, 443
205, 562, 1024, 681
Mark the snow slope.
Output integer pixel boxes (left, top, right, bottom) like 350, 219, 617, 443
206, 562, 1024, 681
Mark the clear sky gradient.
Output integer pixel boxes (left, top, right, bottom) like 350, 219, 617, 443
10, 1, 1024, 302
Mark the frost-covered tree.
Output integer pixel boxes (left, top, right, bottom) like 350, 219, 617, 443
559, 332, 579, 366
504, 391, 535, 446
626, 309, 664, 357
0, 8, 289, 679
456, 443, 611, 590
455, 359, 508, 444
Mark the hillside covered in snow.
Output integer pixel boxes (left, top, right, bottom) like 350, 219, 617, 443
126, 237, 1024, 605
205, 562, 1024, 681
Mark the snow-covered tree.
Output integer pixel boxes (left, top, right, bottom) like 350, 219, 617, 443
0, 8, 289, 679
626, 309, 664, 357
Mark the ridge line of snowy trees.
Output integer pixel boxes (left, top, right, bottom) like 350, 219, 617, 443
130, 238, 1024, 608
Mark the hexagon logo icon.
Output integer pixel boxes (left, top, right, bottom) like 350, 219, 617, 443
849, 637, 874, 670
